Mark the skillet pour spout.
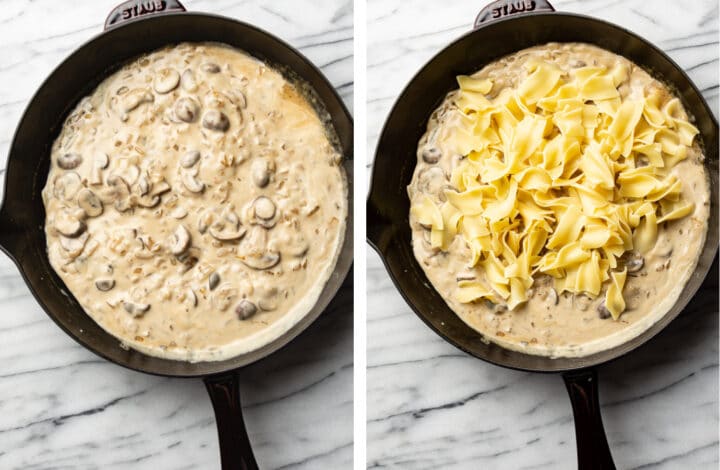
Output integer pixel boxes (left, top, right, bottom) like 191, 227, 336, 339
367, 0, 718, 468
0, 0, 353, 468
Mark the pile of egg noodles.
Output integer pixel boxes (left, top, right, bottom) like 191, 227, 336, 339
411, 59, 699, 319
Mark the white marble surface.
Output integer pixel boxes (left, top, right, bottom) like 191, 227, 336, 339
0, 0, 352, 469
367, 0, 718, 468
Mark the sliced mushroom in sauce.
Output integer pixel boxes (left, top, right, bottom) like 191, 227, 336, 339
235, 300, 257, 320
77, 189, 103, 217
202, 110, 230, 132
57, 153, 83, 170
153, 68, 180, 94
174, 97, 200, 123
95, 279, 116, 291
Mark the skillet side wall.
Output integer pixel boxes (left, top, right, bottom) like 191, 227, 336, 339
369, 13, 719, 372
2, 13, 353, 377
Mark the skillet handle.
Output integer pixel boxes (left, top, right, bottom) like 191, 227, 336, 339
105, 0, 186, 30
204, 373, 260, 470
474, 0, 555, 28
0, 201, 23, 260
562, 369, 616, 470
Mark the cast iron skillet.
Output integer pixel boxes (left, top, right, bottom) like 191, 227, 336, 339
367, 1, 718, 468
0, 1, 353, 469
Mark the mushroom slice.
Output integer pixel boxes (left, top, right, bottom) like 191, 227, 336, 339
252, 197, 276, 220
250, 197, 277, 229
223, 209, 240, 228
136, 176, 150, 196
202, 110, 230, 132
251, 157, 273, 188
547, 288, 559, 305
253, 219, 276, 230
573, 294, 593, 312
77, 189, 103, 217
150, 180, 171, 196
60, 232, 89, 258
185, 289, 198, 308
235, 300, 257, 320
482, 299, 508, 314
94, 153, 109, 169
177, 247, 200, 273
182, 172, 205, 193
115, 164, 140, 186
54, 171, 83, 200
250, 196, 277, 229
417, 166, 448, 196
153, 68, 180, 94
181, 69, 198, 92
240, 250, 280, 270
55, 212, 86, 238
209, 225, 246, 241
90, 153, 110, 186
208, 272, 221, 290
90, 168, 103, 186
538, 287, 559, 306
170, 224, 191, 255
170, 207, 188, 219
212, 181, 232, 204
174, 97, 200, 123
201, 62, 221, 73
232, 90, 247, 109
104, 174, 131, 208
57, 153, 83, 170
114, 198, 133, 212
624, 253, 645, 274
95, 279, 115, 291
122, 89, 154, 113
258, 298, 277, 311
181, 150, 201, 168
197, 211, 213, 234
123, 301, 150, 317
136, 194, 160, 208
597, 301, 612, 319
257, 287, 278, 311
422, 147, 441, 164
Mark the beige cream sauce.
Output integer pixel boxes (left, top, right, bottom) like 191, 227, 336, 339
409, 43, 709, 358
42, 43, 347, 362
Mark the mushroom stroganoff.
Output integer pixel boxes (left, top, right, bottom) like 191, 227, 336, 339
408, 43, 709, 358
42, 43, 347, 362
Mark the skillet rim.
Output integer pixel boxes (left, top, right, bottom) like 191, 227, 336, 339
367, 11, 719, 373
0, 11, 354, 378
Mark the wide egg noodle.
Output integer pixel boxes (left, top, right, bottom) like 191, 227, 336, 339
411, 59, 700, 319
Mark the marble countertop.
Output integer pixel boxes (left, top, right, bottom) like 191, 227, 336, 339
0, 0, 353, 469
367, 0, 718, 468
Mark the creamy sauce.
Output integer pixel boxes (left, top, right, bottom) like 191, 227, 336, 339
42, 43, 347, 362
409, 43, 709, 358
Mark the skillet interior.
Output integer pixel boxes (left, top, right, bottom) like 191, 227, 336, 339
368, 12, 719, 372
0, 12, 354, 377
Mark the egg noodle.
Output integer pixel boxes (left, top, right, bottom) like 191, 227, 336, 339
411, 59, 699, 319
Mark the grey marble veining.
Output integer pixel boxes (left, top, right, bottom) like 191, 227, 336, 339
0, 0, 352, 468
367, 0, 718, 468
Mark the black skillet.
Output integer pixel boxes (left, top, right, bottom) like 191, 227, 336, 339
367, 1, 718, 468
0, 1, 353, 469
